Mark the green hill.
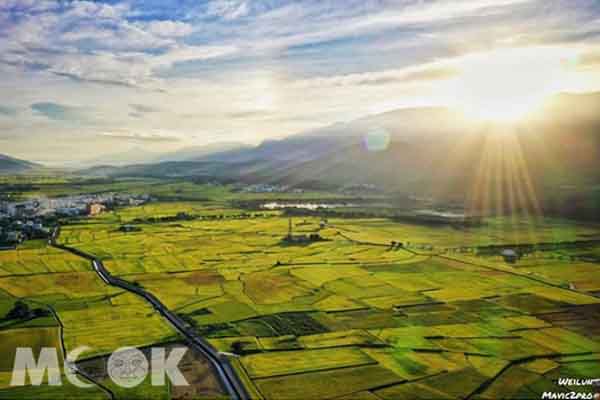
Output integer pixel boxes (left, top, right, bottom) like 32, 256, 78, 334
76, 92, 600, 220
0, 154, 41, 173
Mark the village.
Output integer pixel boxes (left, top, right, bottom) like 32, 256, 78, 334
232, 183, 306, 194
0, 193, 150, 247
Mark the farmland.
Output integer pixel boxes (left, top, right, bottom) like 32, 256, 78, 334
0, 240, 182, 399
47, 197, 600, 399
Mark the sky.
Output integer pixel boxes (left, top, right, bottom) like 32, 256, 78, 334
1, 0, 600, 164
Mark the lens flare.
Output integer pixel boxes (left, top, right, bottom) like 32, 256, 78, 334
363, 127, 391, 152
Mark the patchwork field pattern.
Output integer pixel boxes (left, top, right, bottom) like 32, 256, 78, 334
54, 203, 600, 399
0, 244, 178, 399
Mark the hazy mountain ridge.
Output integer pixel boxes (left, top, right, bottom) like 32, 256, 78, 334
0, 154, 41, 173
82, 147, 159, 167
76, 92, 600, 184
154, 142, 252, 162
2, 93, 600, 219
80, 142, 251, 167
71, 92, 600, 219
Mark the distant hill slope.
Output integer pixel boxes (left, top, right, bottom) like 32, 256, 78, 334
0, 154, 41, 173
155, 142, 252, 162
80, 142, 252, 167
82, 147, 159, 167
76, 92, 600, 219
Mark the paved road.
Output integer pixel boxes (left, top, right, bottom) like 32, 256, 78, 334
50, 230, 249, 400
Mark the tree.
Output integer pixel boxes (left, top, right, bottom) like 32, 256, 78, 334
32, 308, 51, 318
6, 301, 31, 320
231, 341, 245, 354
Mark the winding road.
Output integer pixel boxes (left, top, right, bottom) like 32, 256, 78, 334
49, 228, 249, 400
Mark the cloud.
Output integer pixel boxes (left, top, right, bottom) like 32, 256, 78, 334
51, 71, 139, 88
143, 20, 194, 38
192, 0, 535, 56
128, 103, 162, 118
226, 110, 275, 119
153, 45, 238, 67
2, 0, 600, 162
98, 131, 180, 143
64, 1, 129, 21
206, 0, 251, 20
355, 66, 460, 86
130, 104, 161, 114
0, 1, 209, 89
30, 102, 87, 121
0, 0, 553, 89
0, 0, 60, 13
294, 64, 460, 89
45, 52, 157, 88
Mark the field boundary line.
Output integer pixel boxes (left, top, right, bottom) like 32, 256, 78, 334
49, 227, 250, 400
28, 299, 116, 400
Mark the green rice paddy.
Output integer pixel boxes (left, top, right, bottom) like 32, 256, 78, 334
2, 188, 600, 399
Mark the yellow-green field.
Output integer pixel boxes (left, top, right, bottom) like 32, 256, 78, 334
0, 327, 62, 372
0, 243, 178, 399
0, 243, 90, 276
49, 200, 600, 399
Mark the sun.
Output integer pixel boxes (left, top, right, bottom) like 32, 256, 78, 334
454, 47, 578, 122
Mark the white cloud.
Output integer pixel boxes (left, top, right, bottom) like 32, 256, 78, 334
207, 0, 251, 20
143, 20, 194, 38
292, 64, 459, 89
48, 51, 155, 87
99, 130, 181, 143
44, 44, 238, 88
0, 1, 232, 88
0, 0, 60, 13
153, 44, 238, 66
1, 0, 600, 161
65, 1, 128, 20
238, 0, 534, 53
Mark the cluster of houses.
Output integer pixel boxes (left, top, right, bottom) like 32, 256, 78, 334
0, 192, 151, 247
339, 183, 379, 194
0, 193, 150, 220
0, 220, 49, 246
234, 182, 379, 194
233, 183, 305, 194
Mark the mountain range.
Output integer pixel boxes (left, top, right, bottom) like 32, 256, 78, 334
3, 92, 600, 219
72, 92, 600, 219
0, 154, 41, 173
80, 142, 251, 166
75, 93, 599, 186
